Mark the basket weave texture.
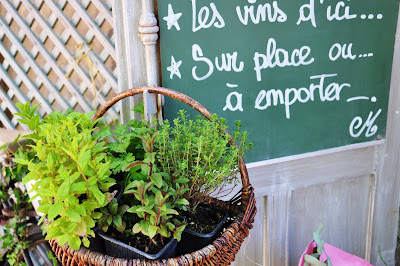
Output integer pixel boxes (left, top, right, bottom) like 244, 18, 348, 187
48, 87, 257, 265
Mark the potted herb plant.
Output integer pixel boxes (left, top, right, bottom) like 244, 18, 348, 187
155, 110, 252, 254
14, 102, 118, 250
96, 124, 188, 259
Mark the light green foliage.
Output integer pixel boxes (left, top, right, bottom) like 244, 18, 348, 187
98, 198, 129, 233
46, 251, 58, 266
156, 111, 252, 211
124, 131, 188, 245
93, 119, 146, 187
0, 138, 36, 203
0, 217, 29, 266
0, 141, 35, 266
15, 102, 116, 250
304, 223, 332, 266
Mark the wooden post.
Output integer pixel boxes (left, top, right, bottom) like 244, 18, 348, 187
112, 0, 147, 123
139, 0, 163, 123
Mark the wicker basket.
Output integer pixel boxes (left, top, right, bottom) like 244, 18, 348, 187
48, 87, 256, 265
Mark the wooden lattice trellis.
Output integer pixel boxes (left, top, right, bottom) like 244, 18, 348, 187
0, 0, 119, 130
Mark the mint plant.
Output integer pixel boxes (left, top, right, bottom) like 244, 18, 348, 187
15, 102, 116, 250
123, 131, 188, 248
155, 111, 252, 212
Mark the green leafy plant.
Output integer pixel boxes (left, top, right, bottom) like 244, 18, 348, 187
97, 198, 129, 233
0, 217, 30, 266
15, 102, 116, 250
46, 250, 59, 266
155, 111, 252, 212
0, 136, 35, 205
0, 148, 35, 266
123, 130, 189, 249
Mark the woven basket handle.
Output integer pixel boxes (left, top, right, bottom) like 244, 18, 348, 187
92, 86, 253, 207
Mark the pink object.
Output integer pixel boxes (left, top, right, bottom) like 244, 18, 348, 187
298, 241, 373, 266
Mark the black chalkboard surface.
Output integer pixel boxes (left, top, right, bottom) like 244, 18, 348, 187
158, 0, 399, 163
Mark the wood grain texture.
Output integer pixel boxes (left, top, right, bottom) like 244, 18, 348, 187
113, 0, 147, 122
231, 197, 264, 266
370, 4, 400, 266
248, 144, 377, 197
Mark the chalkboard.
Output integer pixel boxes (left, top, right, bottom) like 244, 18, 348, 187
158, 0, 400, 163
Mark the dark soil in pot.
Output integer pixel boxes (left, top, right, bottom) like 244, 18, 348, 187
98, 213, 177, 259
175, 204, 228, 256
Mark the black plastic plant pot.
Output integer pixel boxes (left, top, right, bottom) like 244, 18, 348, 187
175, 204, 228, 256
99, 231, 178, 260
87, 226, 106, 254
86, 183, 123, 253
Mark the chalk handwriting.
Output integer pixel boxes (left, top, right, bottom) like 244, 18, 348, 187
254, 73, 350, 118
349, 109, 382, 138
254, 38, 314, 81
236, 0, 287, 25
329, 43, 356, 61
322, 0, 357, 21
223, 92, 243, 111
192, 44, 244, 81
297, 0, 318, 27
192, 0, 225, 32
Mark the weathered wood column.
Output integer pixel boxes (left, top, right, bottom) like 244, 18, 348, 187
112, 0, 162, 123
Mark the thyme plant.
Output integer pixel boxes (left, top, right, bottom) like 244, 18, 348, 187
155, 111, 252, 212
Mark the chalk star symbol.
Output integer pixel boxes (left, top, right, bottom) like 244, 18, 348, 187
167, 56, 182, 79
163, 4, 182, 31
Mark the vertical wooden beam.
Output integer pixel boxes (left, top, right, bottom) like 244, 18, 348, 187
371, 5, 400, 265
139, 0, 163, 123
112, 0, 147, 123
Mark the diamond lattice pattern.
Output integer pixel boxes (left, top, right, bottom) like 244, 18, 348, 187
0, 0, 119, 130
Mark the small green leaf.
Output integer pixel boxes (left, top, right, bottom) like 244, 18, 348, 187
101, 224, 109, 232
91, 212, 102, 220
28, 114, 40, 130
82, 237, 90, 248
58, 234, 69, 246
71, 182, 88, 194
90, 185, 105, 205
116, 221, 126, 233
68, 235, 81, 250
147, 225, 158, 239
58, 181, 71, 198
48, 202, 63, 220
22, 172, 37, 184
175, 198, 189, 206
127, 206, 139, 214
109, 201, 118, 215
150, 173, 163, 188
78, 149, 91, 172
132, 223, 141, 234
66, 209, 81, 223
118, 205, 129, 215
112, 215, 122, 227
